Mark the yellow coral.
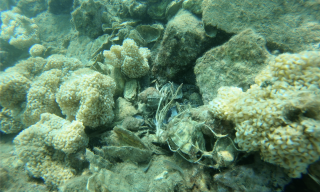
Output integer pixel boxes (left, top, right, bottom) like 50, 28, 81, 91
210, 51, 320, 178
4, 55, 85, 82
0, 108, 25, 134
29, 44, 46, 57
14, 113, 89, 187
5, 57, 47, 80
103, 38, 151, 78
0, 71, 31, 109
0, 11, 40, 49
0, 55, 86, 128
56, 68, 116, 128
21, 69, 63, 126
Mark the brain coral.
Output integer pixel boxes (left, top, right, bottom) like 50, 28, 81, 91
210, 51, 320, 178
103, 38, 151, 78
56, 68, 116, 128
14, 113, 89, 187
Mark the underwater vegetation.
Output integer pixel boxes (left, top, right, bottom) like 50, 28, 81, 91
0, 0, 320, 192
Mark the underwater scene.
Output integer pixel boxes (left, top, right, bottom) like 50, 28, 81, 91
0, 0, 320, 191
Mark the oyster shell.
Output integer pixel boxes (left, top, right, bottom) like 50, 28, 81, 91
136, 24, 164, 44
166, 113, 241, 169
124, 79, 139, 101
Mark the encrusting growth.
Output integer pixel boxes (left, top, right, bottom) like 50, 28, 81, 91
209, 51, 320, 178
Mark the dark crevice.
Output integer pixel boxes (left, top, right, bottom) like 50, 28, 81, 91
266, 41, 288, 54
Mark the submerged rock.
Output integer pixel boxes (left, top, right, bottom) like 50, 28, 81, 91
122, 116, 144, 131
114, 97, 138, 121
213, 154, 291, 192
202, 0, 320, 52
93, 127, 152, 164
195, 29, 271, 104
16, 0, 47, 18
147, 0, 172, 20
71, 0, 106, 38
48, 0, 73, 15
152, 9, 207, 83
87, 168, 134, 192
182, 0, 203, 15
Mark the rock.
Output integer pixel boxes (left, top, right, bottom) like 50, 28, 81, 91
182, 0, 203, 15
16, 0, 47, 18
202, 0, 320, 52
122, 116, 144, 131
58, 174, 90, 192
138, 87, 160, 108
147, 0, 171, 20
188, 92, 203, 106
114, 97, 138, 121
71, 0, 106, 38
194, 29, 271, 104
213, 154, 291, 192
0, 108, 25, 134
152, 9, 207, 83
126, 0, 147, 19
87, 168, 133, 192
34, 11, 73, 57
48, 0, 74, 15
0, 168, 9, 190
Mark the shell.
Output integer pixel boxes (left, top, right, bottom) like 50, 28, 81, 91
167, 118, 207, 162
136, 24, 164, 44
124, 79, 139, 101
166, 112, 241, 169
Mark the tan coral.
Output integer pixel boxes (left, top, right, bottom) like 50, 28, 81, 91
0, 55, 86, 129
209, 51, 320, 178
5, 55, 84, 81
13, 113, 89, 187
21, 69, 63, 127
103, 38, 151, 78
103, 45, 123, 68
5, 57, 47, 80
0, 71, 31, 110
29, 44, 46, 57
44, 54, 85, 81
56, 68, 116, 128
0, 108, 25, 134
0, 11, 40, 49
